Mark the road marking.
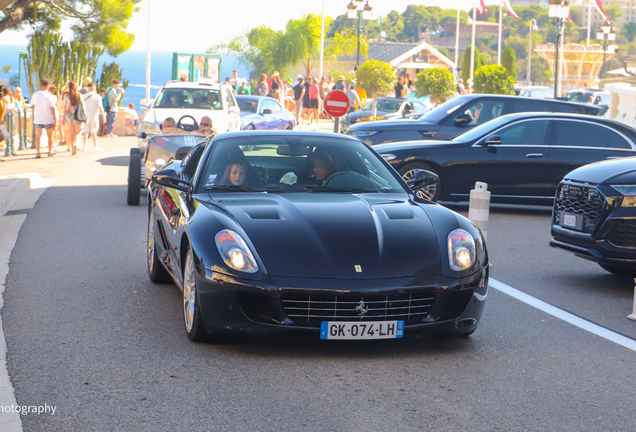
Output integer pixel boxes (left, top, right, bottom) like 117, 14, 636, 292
490, 278, 636, 352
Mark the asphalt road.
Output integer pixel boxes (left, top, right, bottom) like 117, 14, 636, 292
3, 138, 636, 431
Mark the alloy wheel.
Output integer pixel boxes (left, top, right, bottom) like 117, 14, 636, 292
183, 249, 196, 332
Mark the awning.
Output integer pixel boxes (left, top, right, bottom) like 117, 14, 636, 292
396, 63, 436, 70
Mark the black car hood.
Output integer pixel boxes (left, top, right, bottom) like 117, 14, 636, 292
374, 140, 463, 153
565, 157, 636, 185
348, 118, 435, 130
213, 193, 442, 279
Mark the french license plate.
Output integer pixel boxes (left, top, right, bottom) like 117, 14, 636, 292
560, 211, 582, 230
320, 321, 404, 340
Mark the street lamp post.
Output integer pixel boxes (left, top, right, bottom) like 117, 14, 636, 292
17, 50, 27, 91
548, 0, 570, 98
347, 0, 373, 69
596, 20, 616, 79
526, 19, 538, 86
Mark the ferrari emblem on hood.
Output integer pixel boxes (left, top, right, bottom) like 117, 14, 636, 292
355, 265, 362, 272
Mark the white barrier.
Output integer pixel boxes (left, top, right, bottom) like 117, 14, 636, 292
468, 182, 491, 243
604, 83, 636, 129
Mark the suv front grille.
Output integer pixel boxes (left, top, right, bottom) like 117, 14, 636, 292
607, 220, 636, 249
281, 291, 436, 327
554, 183, 605, 234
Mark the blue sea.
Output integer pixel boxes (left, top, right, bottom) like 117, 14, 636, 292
0, 45, 249, 108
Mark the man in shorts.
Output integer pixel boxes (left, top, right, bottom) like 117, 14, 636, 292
31, 78, 58, 158
80, 82, 106, 152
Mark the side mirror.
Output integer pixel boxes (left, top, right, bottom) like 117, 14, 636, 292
454, 113, 473, 127
151, 168, 191, 192
137, 131, 147, 139
483, 135, 502, 146
406, 169, 439, 190
261, 109, 272, 115
402, 106, 413, 117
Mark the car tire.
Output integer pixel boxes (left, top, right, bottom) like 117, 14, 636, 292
131, 147, 140, 156
599, 264, 636, 278
127, 151, 142, 206
183, 247, 213, 342
285, 123, 293, 130
147, 218, 172, 284
247, 125, 255, 131
398, 162, 441, 202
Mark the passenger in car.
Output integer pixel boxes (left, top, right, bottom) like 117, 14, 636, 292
219, 160, 248, 186
201, 92, 221, 109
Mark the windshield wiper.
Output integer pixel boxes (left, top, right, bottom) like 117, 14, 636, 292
204, 185, 264, 192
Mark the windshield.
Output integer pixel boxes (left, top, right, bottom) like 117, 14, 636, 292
197, 136, 405, 194
155, 88, 223, 110
451, 115, 513, 142
237, 98, 258, 113
361, 99, 402, 112
419, 95, 469, 123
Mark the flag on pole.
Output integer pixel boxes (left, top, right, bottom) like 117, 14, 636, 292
473, 0, 487, 14
501, 0, 518, 18
593, 0, 608, 20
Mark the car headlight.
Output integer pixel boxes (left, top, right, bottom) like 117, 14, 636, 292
351, 130, 379, 137
611, 185, 636, 207
141, 121, 160, 134
447, 229, 476, 271
214, 229, 259, 273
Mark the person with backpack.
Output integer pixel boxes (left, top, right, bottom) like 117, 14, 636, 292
63, 81, 87, 156
105, 79, 125, 138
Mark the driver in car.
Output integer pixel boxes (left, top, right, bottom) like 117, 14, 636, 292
201, 92, 221, 109
311, 151, 337, 185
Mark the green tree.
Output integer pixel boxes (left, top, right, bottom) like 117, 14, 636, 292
622, 22, 636, 43
356, 60, 395, 118
414, 67, 455, 105
501, 46, 517, 81
604, 4, 623, 23
473, 64, 515, 94
462, 45, 486, 82
1, 0, 140, 56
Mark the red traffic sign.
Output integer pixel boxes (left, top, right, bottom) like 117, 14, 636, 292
323, 90, 350, 117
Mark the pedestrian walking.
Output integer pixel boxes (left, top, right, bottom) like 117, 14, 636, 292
236, 78, 252, 95
302, 75, 313, 124
335, 75, 346, 91
230, 70, 241, 94
80, 77, 92, 95
307, 77, 319, 124
292, 75, 305, 123
319, 76, 330, 119
254, 74, 268, 97
98, 88, 107, 136
105, 79, 125, 138
346, 84, 361, 113
30, 78, 58, 158
63, 80, 86, 155
457, 78, 466, 95
80, 82, 105, 152
395, 77, 405, 98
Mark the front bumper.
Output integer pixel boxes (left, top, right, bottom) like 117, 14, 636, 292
193, 267, 489, 338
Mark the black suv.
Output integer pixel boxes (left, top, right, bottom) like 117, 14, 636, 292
550, 157, 636, 277
346, 94, 601, 145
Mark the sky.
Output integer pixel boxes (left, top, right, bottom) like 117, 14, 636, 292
0, 0, 479, 52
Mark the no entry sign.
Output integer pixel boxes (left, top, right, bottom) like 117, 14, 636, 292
323, 90, 350, 118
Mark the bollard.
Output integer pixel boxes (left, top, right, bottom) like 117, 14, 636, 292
629, 278, 636, 321
31, 107, 36, 149
17, 106, 26, 151
468, 181, 491, 243
3, 110, 14, 157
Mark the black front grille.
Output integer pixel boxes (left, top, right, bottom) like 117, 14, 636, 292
553, 232, 595, 249
554, 183, 605, 234
281, 291, 436, 327
607, 220, 636, 249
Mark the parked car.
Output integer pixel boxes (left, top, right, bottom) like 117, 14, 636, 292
340, 97, 430, 131
592, 91, 610, 116
139, 79, 241, 140
346, 94, 601, 145
147, 131, 489, 341
550, 157, 636, 278
519, 86, 553, 99
127, 132, 210, 205
375, 112, 636, 203
562, 88, 602, 103
235, 95, 295, 130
